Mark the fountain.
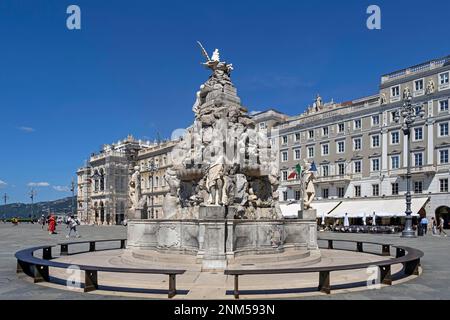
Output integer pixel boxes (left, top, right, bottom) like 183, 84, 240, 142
127, 43, 319, 270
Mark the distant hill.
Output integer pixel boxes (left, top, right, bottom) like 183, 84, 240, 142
0, 197, 77, 218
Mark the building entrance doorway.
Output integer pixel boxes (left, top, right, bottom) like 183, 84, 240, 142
435, 206, 450, 229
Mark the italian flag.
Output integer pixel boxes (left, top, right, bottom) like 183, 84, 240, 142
288, 164, 302, 179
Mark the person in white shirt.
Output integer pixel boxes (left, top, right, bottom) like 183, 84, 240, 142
66, 215, 80, 238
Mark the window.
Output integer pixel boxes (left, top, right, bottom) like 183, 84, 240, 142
295, 190, 301, 201
392, 183, 399, 195
295, 133, 301, 141
391, 131, 400, 144
440, 149, 449, 164
323, 127, 329, 136
282, 171, 288, 181
371, 158, 380, 171
337, 141, 345, 153
414, 79, 423, 91
372, 115, 380, 126
414, 152, 423, 167
415, 79, 424, 91
338, 163, 345, 175
440, 72, 449, 85
391, 111, 398, 122
308, 146, 315, 158
391, 156, 400, 169
322, 144, 329, 156
440, 100, 449, 112
308, 130, 314, 139
354, 119, 362, 129
322, 165, 329, 177
391, 86, 400, 97
415, 105, 423, 116
338, 123, 345, 133
322, 188, 329, 199
414, 127, 423, 141
294, 149, 301, 160
282, 135, 288, 144
371, 135, 380, 148
354, 138, 362, 151
372, 184, 380, 196
282, 151, 288, 162
282, 191, 288, 201
354, 185, 361, 197
440, 179, 449, 192
414, 181, 423, 194
354, 160, 362, 173
259, 122, 266, 130
337, 187, 345, 198
439, 122, 449, 136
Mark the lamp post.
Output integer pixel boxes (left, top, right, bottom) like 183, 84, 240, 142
29, 188, 37, 220
91, 171, 101, 224
70, 179, 76, 217
147, 159, 159, 219
394, 93, 425, 238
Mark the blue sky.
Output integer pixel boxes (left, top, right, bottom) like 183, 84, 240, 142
1, 0, 450, 203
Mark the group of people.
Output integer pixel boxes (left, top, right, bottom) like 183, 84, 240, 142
40, 213, 81, 238
419, 216, 447, 236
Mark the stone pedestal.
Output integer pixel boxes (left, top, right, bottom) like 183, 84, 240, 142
197, 206, 227, 271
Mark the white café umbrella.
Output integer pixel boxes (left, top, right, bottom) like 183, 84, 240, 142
321, 212, 325, 225
344, 213, 350, 227
372, 212, 377, 226
362, 212, 367, 226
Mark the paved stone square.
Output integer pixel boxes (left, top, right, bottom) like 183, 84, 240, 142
1, 223, 449, 299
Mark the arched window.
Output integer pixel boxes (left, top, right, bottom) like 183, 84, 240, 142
99, 169, 105, 191
155, 176, 159, 188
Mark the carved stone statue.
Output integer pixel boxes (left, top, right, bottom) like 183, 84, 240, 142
426, 79, 435, 94
403, 87, 411, 100
206, 159, 225, 205
129, 166, 141, 211
129, 166, 147, 214
314, 94, 323, 110
302, 160, 316, 210
379, 93, 387, 105
159, 42, 279, 219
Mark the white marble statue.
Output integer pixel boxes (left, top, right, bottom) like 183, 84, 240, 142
403, 87, 411, 100
302, 160, 316, 210
426, 79, 435, 94
206, 158, 225, 205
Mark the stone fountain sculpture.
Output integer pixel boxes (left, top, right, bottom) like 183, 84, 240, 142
162, 41, 281, 221
127, 43, 318, 270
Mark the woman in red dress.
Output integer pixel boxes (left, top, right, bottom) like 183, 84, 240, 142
48, 214, 56, 235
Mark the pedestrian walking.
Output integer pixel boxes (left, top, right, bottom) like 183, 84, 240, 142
420, 217, 429, 235
430, 217, 437, 235
47, 214, 56, 235
439, 216, 447, 237
66, 215, 81, 238
40, 214, 46, 229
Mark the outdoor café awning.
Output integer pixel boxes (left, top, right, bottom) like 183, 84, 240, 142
327, 197, 429, 218
280, 201, 341, 218
312, 201, 342, 217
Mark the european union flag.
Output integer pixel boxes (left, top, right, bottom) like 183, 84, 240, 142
310, 161, 318, 172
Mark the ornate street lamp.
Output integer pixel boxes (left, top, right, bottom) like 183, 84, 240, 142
147, 159, 159, 219
394, 94, 425, 238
